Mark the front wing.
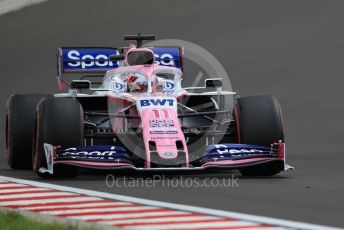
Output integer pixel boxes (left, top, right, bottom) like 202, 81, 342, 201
39, 142, 293, 175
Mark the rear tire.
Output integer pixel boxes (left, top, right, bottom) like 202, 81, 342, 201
32, 97, 84, 178
234, 95, 284, 176
6, 94, 50, 169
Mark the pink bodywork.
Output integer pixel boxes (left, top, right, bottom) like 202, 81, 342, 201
140, 107, 188, 167
105, 48, 189, 167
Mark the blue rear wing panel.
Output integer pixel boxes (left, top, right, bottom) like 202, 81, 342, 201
151, 47, 183, 70
56, 46, 183, 91
58, 47, 120, 74
57, 46, 183, 75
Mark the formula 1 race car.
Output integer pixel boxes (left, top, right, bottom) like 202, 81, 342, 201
6, 34, 293, 178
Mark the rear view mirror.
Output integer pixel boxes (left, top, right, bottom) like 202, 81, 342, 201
71, 80, 91, 89
127, 51, 154, 65
205, 78, 222, 88
109, 54, 125, 61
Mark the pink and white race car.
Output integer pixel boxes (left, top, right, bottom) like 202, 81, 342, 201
6, 34, 293, 178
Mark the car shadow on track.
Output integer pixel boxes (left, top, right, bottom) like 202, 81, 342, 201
70, 169, 291, 181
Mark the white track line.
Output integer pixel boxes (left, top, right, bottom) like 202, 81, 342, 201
42, 206, 158, 215
0, 188, 49, 193
103, 216, 221, 225
0, 183, 27, 188
239, 228, 287, 230
125, 221, 259, 229
0, 196, 102, 206
70, 211, 189, 221
0, 0, 47, 16
0, 191, 74, 199
23, 201, 131, 211
0, 176, 342, 230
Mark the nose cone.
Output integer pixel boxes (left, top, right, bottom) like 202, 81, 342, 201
156, 143, 178, 159
137, 100, 189, 168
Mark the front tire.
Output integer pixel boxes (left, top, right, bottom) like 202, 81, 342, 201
234, 95, 285, 176
6, 94, 50, 169
33, 97, 84, 178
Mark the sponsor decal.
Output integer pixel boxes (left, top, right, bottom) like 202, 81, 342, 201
163, 81, 175, 91
216, 148, 264, 155
62, 148, 119, 156
151, 136, 179, 140
60, 47, 182, 73
151, 47, 182, 69
150, 130, 178, 134
66, 50, 117, 69
150, 120, 174, 128
154, 53, 175, 66
112, 81, 125, 92
136, 97, 177, 113
140, 98, 174, 107
163, 152, 176, 158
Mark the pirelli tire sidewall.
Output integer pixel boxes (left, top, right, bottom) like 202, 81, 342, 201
33, 97, 84, 178
234, 95, 284, 146
6, 94, 51, 169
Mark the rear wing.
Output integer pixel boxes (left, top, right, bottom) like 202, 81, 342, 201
56, 47, 183, 90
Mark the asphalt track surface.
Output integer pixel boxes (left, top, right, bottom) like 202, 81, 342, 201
0, 0, 343, 228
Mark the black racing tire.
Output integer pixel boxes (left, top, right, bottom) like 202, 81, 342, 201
33, 97, 84, 178
234, 95, 285, 176
6, 94, 50, 169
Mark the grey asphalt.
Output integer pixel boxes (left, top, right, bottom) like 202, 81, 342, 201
1, 0, 344, 228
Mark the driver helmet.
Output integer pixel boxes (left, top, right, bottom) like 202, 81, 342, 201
127, 74, 149, 93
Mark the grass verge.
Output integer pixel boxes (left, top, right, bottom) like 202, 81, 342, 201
0, 209, 102, 230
